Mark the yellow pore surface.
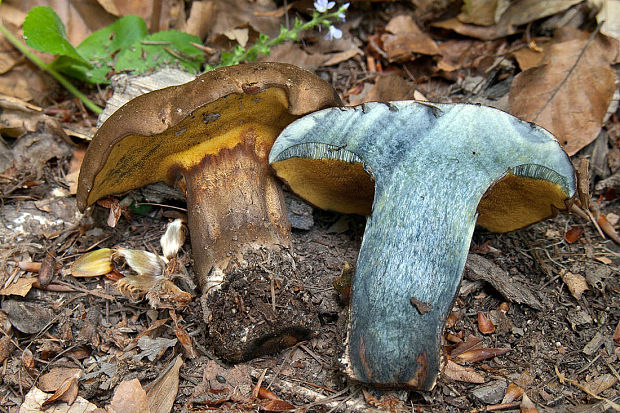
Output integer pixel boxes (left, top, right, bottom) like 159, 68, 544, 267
274, 158, 569, 232
88, 88, 296, 205
477, 173, 570, 233
273, 158, 375, 216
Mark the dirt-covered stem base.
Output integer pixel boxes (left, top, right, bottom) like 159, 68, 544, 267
182, 139, 292, 291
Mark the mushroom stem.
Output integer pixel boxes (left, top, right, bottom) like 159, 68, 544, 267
182, 138, 291, 289
346, 175, 477, 390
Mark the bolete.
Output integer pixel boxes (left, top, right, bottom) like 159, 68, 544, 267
76, 62, 341, 361
269, 101, 575, 389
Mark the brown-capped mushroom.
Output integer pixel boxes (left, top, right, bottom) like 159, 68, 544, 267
77, 62, 341, 361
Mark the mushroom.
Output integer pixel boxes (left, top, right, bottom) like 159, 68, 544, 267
76, 62, 341, 361
269, 101, 575, 389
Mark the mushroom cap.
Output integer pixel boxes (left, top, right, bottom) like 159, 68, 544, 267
77, 62, 341, 211
270, 101, 575, 232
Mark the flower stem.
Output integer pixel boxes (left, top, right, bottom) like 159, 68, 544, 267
212, 6, 347, 69
0, 23, 103, 114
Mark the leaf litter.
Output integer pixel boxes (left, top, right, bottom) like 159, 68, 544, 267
0, 1, 619, 412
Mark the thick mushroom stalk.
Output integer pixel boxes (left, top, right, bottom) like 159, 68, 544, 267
269, 101, 575, 389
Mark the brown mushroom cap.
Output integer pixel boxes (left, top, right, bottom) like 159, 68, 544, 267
76, 62, 340, 211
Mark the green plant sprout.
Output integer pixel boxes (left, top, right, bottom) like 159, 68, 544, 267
211, 1, 350, 69
0, 0, 349, 114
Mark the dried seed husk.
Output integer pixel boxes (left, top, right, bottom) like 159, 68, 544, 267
70, 248, 113, 277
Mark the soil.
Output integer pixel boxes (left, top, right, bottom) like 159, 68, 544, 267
1, 178, 618, 411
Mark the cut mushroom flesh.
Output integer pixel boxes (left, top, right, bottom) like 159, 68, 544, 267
270, 101, 575, 389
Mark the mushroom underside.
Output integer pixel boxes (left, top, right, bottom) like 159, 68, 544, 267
268, 101, 575, 389
272, 157, 571, 232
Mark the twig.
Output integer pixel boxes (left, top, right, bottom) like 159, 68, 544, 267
555, 366, 620, 410
252, 368, 267, 399
470, 401, 521, 412
603, 357, 620, 383
55, 280, 115, 300
571, 204, 606, 239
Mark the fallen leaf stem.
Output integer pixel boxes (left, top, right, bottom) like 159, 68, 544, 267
0, 22, 103, 114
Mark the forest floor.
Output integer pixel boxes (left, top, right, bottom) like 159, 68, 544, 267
0, 0, 619, 412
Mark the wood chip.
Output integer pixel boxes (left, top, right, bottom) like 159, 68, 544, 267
465, 254, 543, 310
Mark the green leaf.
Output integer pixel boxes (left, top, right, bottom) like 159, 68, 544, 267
22, 6, 90, 67
52, 15, 148, 83
115, 30, 203, 75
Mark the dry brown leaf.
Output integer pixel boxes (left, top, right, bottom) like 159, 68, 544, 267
560, 271, 589, 300
109, 378, 150, 413
257, 387, 278, 400
207, 0, 281, 42
348, 74, 416, 106
437, 39, 475, 72
172, 322, 196, 359
597, 212, 620, 243
260, 43, 328, 71
0, 20, 55, 102
520, 392, 538, 412
96, 0, 180, 32
223, 27, 250, 47
42, 376, 79, 408
22, 347, 35, 371
597, 0, 620, 62
565, 226, 584, 243
509, 32, 617, 155
614, 320, 620, 344
0, 94, 67, 139
512, 40, 551, 71
434, 0, 583, 40
64, 148, 85, 195
188, 360, 253, 406
262, 399, 296, 412
254, 2, 294, 18
433, 17, 514, 40
145, 355, 183, 413
20, 386, 99, 413
0, 2, 26, 28
0, 277, 37, 297
458, 0, 510, 26
322, 49, 361, 66
450, 334, 483, 358
454, 347, 510, 363
381, 15, 440, 62
502, 382, 524, 403
583, 374, 618, 396
179, 1, 215, 40
443, 359, 485, 383
39, 368, 82, 392
478, 312, 496, 334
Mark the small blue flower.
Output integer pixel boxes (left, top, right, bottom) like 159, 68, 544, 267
338, 3, 350, 20
325, 25, 342, 40
314, 0, 336, 13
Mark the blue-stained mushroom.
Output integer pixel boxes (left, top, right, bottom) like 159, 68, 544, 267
269, 101, 575, 390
